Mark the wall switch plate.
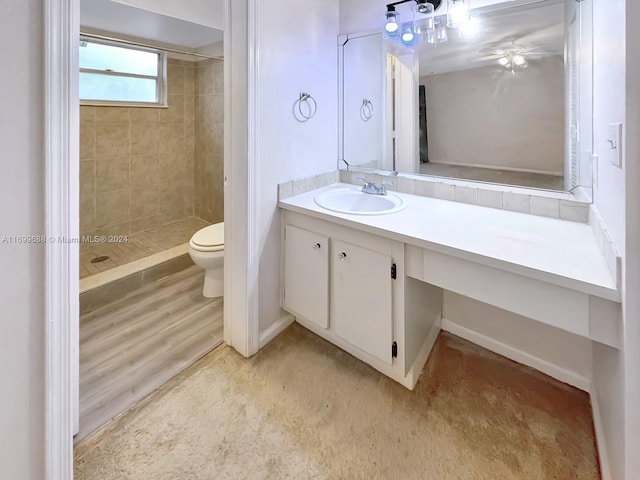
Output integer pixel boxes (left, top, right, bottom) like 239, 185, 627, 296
607, 123, 622, 168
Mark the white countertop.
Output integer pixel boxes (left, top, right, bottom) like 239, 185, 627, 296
279, 183, 619, 302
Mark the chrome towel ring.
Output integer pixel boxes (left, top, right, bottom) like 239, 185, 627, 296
294, 92, 317, 122
361, 99, 373, 121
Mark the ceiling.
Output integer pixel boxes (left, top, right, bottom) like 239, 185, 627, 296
80, 0, 223, 49
417, 0, 566, 76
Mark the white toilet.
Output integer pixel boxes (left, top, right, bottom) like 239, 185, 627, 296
189, 222, 224, 298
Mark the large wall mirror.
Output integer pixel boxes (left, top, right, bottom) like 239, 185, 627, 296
339, 0, 593, 197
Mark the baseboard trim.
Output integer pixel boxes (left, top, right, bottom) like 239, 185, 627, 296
259, 314, 295, 349
440, 318, 591, 392
589, 384, 612, 480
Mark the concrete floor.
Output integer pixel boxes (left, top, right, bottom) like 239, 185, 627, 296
74, 324, 600, 480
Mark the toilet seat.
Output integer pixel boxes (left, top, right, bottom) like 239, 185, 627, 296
190, 223, 224, 252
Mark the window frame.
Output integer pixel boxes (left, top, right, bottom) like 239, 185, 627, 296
79, 37, 168, 108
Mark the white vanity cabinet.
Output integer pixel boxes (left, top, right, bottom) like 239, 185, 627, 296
281, 211, 443, 390
283, 225, 329, 329
331, 239, 393, 365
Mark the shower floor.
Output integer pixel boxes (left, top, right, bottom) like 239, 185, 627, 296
80, 217, 212, 279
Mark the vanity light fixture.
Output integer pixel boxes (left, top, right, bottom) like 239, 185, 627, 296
384, 0, 442, 41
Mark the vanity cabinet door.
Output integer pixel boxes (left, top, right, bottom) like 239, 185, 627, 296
283, 225, 329, 328
332, 240, 393, 365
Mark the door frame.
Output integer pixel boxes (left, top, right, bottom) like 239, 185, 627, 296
44, 1, 79, 478
44, 1, 260, 478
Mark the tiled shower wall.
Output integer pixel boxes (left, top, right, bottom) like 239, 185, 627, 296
80, 57, 224, 237
195, 59, 224, 224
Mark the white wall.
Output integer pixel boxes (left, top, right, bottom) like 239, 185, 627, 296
589, 1, 627, 478
421, 56, 565, 174
623, 1, 640, 476
255, 0, 339, 335
0, 2, 45, 479
111, 0, 224, 30
442, 293, 593, 387
591, 0, 626, 252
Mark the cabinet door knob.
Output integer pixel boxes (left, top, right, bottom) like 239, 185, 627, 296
313, 243, 321, 250
338, 252, 347, 261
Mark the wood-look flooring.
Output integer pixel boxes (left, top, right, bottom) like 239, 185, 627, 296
78, 265, 223, 442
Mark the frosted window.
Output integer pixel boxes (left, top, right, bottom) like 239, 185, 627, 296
80, 73, 157, 103
79, 39, 165, 105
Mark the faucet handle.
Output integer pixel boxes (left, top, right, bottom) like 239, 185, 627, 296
380, 181, 393, 194
356, 177, 374, 191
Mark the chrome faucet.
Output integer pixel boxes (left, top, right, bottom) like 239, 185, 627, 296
356, 177, 392, 196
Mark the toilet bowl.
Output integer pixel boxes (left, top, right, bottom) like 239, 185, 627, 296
189, 222, 224, 298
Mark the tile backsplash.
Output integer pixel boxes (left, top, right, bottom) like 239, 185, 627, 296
589, 207, 622, 288
278, 170, 339, 200
278, 169, 591, 224
338, 170, 590, 223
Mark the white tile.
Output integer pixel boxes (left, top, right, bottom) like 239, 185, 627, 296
316, 172, 329, 188
326, 170, 339, 184
434, 183, 455, 201
383, 178, 398, 192
339, 169, 351, 183
398, 177, 415, 194
477, 189, 502, 209
589, 212, 605, 252
454, 186, 477, 205
560, 201, 589, 223
304, 175, 319, 192
530, 197, 560, 219
503, 192, 530, 213
604, 240, 621, 287
364, 173, 381, 185
415, 180, 435, 197
292, 178, 306, 196
278, 181, 293, 200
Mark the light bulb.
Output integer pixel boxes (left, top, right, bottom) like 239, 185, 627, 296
447, 0, 470, 28
513, 54, 526, 66
401, 26, 416, 45
385, 9, 399, 35
498, 56, 509, 66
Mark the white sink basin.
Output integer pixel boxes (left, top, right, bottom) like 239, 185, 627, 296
314, 188, 407, 215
